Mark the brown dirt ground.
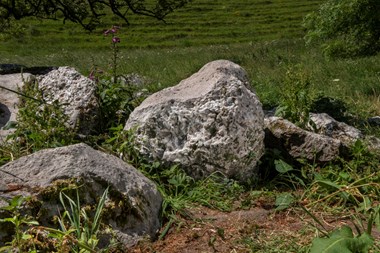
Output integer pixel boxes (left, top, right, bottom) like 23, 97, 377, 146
129, 204, 380, 253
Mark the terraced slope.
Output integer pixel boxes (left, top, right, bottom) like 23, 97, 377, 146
0, 0, 323, 51
126, 0, 323, 47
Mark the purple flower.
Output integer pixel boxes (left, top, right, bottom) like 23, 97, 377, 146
104, 26, 120, 36
112, 37, 121, 43
89, 70, 95, 80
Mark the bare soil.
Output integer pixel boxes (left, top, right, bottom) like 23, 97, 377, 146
130, 204, 380, 253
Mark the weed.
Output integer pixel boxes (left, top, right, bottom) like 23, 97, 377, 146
0, 196, 39, 252
6, 79, 77, 155
302, 202, 380, 252
275, 66, 316, 128
91, 27, 145, 132
102, 26, 122, 83
57, 187, 109, 252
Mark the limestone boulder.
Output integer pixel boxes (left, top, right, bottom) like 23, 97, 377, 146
125, 60, 265, 182
0, 143, 162, 247
37, 67, 99, 134
265, 116, 346, 163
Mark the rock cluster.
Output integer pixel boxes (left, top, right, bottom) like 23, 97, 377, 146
1, 60, 380, 249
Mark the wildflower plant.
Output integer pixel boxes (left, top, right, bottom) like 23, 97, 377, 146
103, 26, 121, 83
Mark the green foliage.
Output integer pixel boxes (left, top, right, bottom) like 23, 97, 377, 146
275, 192, 295, 211
275, 67, 315, 128
9, 80, 77, 153
0, 189, 112, 252
309, 141, 379, 206
58, 187, 109, 252
0, 0, 322, 49
95, 77, 140, 131
0, 196, 39, 252
310, 225, 373, 253
303, 0, 380, 58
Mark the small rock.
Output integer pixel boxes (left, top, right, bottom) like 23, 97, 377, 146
265, 116, 345, 163
309, 113, 362, 146
368, 116, 380, 126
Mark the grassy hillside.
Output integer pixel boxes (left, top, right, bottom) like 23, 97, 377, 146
0, 0, 322, 51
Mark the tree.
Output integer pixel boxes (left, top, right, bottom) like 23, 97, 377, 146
303, 0, 380, 58
0, 0, 191, 32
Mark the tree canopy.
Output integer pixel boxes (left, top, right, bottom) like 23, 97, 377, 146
0, 0, 191, 31
303, 0, 380, 58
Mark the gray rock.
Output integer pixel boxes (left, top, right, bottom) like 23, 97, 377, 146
368, 116, 380, 126
309, 113, 362, 145
265, 116, 345, 163
125, 60, 265, 182
37, 67, 99, 134
0, 143, 162, 247
0, 73, 34, 141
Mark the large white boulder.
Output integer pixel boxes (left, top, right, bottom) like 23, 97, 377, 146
125, 60, 265, 182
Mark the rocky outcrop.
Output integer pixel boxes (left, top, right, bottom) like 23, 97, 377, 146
265, 116, 345, 163
0, 143, 162, 247
37, 67, 99, 134
125, 60, 265, 182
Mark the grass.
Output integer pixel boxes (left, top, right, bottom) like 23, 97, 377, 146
1, 0, 380, 251
0, 0, 323, 50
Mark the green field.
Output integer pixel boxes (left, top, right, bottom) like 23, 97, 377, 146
1, 0, 380, 118
1, 0, 322, 50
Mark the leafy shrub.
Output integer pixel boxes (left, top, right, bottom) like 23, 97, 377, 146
303, 0, 380, 58
9, 80, 77, 154
275, 66, 315, 128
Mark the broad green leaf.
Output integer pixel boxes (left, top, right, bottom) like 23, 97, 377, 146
275, 192, 294, 211
316, 180, 341, 192
22, 234, 32, 240
274, 159, 293, 174
0, 195, 25, 211
310, 226, 374, 253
